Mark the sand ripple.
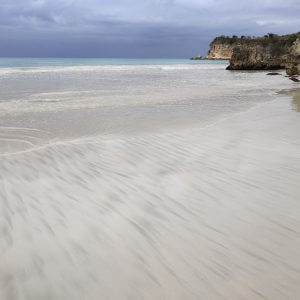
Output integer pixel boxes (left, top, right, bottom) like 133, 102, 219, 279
0, 98, 300, 299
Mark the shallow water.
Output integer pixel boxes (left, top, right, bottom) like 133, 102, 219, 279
0, 60, 300, 299
0, 61, 292, 153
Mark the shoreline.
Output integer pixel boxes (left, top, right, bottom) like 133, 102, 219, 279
0, 84, 294, 155
0, 64, 296, 155
1, 86, 298, 157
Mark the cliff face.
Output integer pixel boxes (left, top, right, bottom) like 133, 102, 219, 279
286, 38, 300, 75
206, 39, 235, 59
206, 34, 300, 75
227, 41, 288, 70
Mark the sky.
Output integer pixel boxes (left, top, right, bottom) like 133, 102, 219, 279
0, 0, 299, 58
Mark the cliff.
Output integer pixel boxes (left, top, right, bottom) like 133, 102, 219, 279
226, 34, 299, 70
206, 33, 300, 75
206, 37, 236, 59
286, 38, 300, 75
227, 42, 287, 70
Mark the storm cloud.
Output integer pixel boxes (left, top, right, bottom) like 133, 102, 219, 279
0, 0, 299, 57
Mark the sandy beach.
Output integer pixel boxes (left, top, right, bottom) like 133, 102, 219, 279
2, 0, 300, 298
1, 68, 300, 299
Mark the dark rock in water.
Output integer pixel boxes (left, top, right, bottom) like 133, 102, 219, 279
289, 76, 300, 82
190, 55, 202, 60
267, 72, 281, 75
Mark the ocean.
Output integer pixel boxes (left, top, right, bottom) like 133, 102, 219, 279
0, 57, 227, 68
1, 58, 300, 299
0, 58, 291, 153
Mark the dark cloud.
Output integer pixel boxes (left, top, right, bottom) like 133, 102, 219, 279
0, 0, 299, 57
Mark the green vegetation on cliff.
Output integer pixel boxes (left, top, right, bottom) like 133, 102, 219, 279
211, 32, 300, 47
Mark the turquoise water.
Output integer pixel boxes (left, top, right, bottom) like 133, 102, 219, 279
0, 57, 227, 68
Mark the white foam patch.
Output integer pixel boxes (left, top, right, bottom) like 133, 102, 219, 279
0, 64, 226, 76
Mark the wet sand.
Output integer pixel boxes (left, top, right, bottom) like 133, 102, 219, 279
290, 88, 300, 112
1, 90, 300, 299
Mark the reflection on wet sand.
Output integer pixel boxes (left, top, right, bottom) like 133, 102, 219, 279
290, 88, 300, 112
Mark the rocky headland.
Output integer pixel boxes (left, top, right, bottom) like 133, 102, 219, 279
286, 38, 300, 75
206, 37, 236, 60
206, 33, 300, 75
